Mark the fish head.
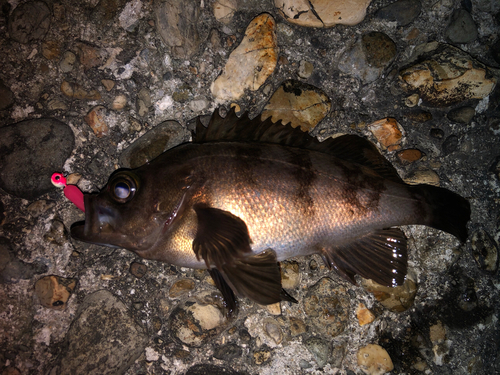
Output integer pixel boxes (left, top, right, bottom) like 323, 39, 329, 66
71, 167, 188, 252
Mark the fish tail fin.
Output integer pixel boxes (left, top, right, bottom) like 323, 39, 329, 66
413, 184, 471, 242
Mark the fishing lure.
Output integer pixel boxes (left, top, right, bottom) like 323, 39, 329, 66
51, 173, 85, 212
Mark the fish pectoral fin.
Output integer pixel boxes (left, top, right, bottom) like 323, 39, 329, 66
208, 268, 237, 315
218, 249, 293, 306
192, 204, 253, 269
321, 228, 408, 287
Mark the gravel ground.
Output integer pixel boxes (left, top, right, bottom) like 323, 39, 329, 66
0, 0, 499, 374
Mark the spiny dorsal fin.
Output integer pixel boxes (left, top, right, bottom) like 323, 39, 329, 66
195, 107, 403, 183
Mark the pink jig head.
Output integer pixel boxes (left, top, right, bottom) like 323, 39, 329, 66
51, 173, 85, 212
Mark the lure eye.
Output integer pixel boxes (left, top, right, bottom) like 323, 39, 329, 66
108, 173, 138, 203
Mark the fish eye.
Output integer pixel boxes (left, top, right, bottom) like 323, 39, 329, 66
108, 173, 138, 203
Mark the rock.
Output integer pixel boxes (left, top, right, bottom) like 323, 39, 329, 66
112, 94, 128, 110
289, 316, 306, 336
76, 42, 102, 70
0, 237, 47, 283
54, 290, 148, 375
213, 343, 242, 361
303, 277, 350, 337
356, 302, 376, 326
447, 106, 475, 124
168, 299, 230, 347
404, 110, 432, 122
27, 200, 55, 216
442, 134, 459, 155
136, 87, 152, 117
429, 320, 446, 344
264, 302, 282, 315
8, 1, 51, 44
399, 43, 497, 107
0, 118, 74, 200
405, 169, 440, 186
375, 0, 422, 26
253, 346, 272, 365
34, 275, 77, 310
280, 260, 300, 289
43, 219, 67, 245
154, 0, 202, 59
47, 99, 68, 111
396, 149, 423, 164
338, 32, 397, 83
185, 364, 243, 375
368, 118, 403, 151
445, 9, 477, 44
119, 0, 142, 31
261, 80, 331, 131
305, 337, 330, 368
129, 262, 147, 278
275, 0, 372, 27
61, 81, 101, 100
0, 80, 15, 110
169, 278, 196, 298
470, 229, 498, 273
60, 51, 77, 73
404, 93, 419, 107
213, 0, 237, 25
119, 120, 190, 168
41, 40, 61, 60
211, 13, 278, 102
357, 344, 394, 375
430, 128, 445, 139
263, 318, 283, 345
298, 60, 314, 79
84, 105, 109, 137
102, 79, 115, 91
362, 278, 418, 312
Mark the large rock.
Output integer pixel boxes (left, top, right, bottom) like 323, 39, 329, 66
154, 0, 202, 59
275, 0, 372, 27
8, 0, 51, 44
399, 42, 497, 107
211, 13, 278, 102
53, 290, 148, 375
0, 118, 74, 200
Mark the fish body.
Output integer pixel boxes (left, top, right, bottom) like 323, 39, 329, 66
72, 109, 470, 307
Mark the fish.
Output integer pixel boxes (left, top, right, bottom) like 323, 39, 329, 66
71, 108, 471, 310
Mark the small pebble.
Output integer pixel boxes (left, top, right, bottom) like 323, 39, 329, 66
34, 275, 77, 310
289, 316, 306, 336
130, 262, 147, 278
357, 344, 394, 375
169, 278, 196, 298
405, 93, 419, 107
84, 105, 109, 137
447, 106, 475, 124
112, 94, 127, 110
445, 9, 477, 44
404, 170, 440, 186
470, 229, 498, 273
60, 51, 77, 72
253, 347, 272, 365
430, 128, 445, 139
396, 149, 423, 164
356, 302, 376, 326
298, 60, 314, 79
362, 278, 418, 312
264, 318, 283, 345
305, 337, 330, 368
280, 260, 300, 289
442, 135, 459, 155
368, 118, 403, 151
61, 81, 101, 100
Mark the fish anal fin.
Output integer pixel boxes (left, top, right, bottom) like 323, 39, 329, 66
219, 249, 288, 306
208, 268, 237, 316
192, 205, 252, 270
321, 228, 408, 287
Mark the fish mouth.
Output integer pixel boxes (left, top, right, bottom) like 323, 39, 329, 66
70, 194, 140, 249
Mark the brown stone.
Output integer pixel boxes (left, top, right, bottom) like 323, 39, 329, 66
368, 118, 403, 151
130, 262, 147, 278
357, 344, 394, 375
362, 278, 417, 312
34, 275, 77, 310
84, 106, 109, 137
169, 278, 196, 298
42, 40, 61, 60
396, 149, 423, 164
211, 13, 278, 101
61, 81, 101, 100
356, 302, 375, 326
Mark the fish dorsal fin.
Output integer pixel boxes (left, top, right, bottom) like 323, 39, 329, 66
196, 108, 403, 183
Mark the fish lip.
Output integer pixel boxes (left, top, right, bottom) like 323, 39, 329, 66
70, 194, 93, 242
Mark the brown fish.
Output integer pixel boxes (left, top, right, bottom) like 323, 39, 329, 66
71, 108, 470, 310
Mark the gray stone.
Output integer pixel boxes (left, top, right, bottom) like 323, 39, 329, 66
304, 337, 330, 368
0, 118, 75, 200
0, 80, 14, 110
0, 237, 47, 284
376, 0, 421, 26
470, 229, 498, 273
60, 51, 77, 73
447, 106, 475, 124
119, 120, 190, 168
338, 32, 396, 83
445, 9, 477, 44
8, 0, 51, 44
54, 290, 148, 375
213, 343, 243, 361
154, 0, 202, 59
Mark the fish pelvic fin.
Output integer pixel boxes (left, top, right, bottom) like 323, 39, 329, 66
411, 184, 471, 243
193, 205, 295, 305
321, 228, 408, 288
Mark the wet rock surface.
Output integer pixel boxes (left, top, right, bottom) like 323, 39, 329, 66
1, 1, 499, 374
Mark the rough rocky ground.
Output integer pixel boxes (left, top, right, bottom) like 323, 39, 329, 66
1, 0, 499, 374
